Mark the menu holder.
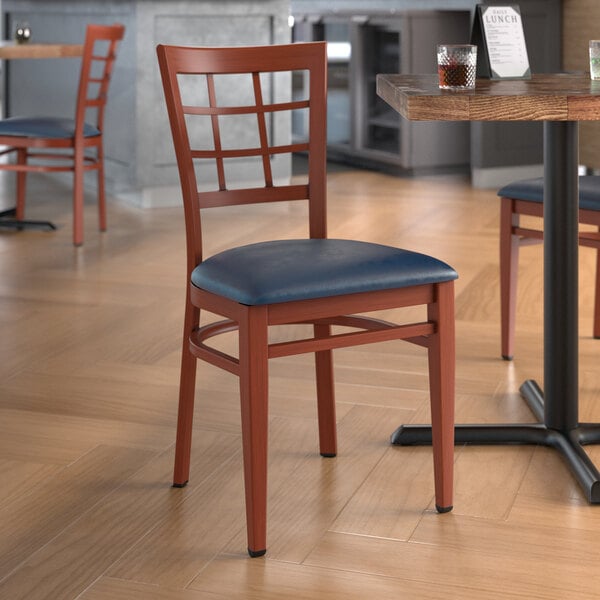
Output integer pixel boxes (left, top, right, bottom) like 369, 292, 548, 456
471, 4, 531, 80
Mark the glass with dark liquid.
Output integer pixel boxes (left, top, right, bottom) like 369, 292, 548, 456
15, 22, 31, 44
437, 44, 477, 90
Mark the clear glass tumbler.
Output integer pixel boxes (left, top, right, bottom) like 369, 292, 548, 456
437, 44, 477, 90
590, 41, 600, 81
15, 22, 31, 44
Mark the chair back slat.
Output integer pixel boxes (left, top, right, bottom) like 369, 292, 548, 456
206, 74, 227, 191
75, 23, 125, 137
182, 99, 310, 116
252, 72, 273, 187
190, 142, 310, 161
198, 184, 311, 209
157, 42, 328, 271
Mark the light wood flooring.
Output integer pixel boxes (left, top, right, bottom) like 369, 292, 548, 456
2, 167, 600, 599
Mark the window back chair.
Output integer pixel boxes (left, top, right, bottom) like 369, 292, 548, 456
157, 41, 457, 557
499, 176, 600, 359
0, 23, 125, 246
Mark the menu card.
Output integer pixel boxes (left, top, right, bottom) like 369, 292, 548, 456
471, 4, 531, 79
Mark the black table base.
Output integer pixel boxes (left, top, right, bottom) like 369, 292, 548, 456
391, 121, 600, 504
0, 207, 56, 231
391, 378, 600, 503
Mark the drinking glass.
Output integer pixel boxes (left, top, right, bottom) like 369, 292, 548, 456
590, 41, 600, 80
437, 44, 477, 90
15, 22, 31, 44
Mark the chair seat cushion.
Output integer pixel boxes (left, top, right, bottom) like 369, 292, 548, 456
498, 175, 600, 211
0, 117, 100, 139
191, 238, 458, 305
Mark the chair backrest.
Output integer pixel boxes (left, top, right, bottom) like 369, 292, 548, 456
157, 42, 328, 273
75, 23, 125, 136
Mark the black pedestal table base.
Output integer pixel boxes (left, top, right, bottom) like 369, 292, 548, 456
391, 378, 600, 504
391, 121, 600, 504
0, 207, 56, 231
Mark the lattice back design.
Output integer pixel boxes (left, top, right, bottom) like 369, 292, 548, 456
158, 42, 328, 266
76, 24, 125, 135
186, 70, 287, 192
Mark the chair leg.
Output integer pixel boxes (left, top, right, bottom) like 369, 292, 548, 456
500, 197, 520, 360
72, 145, 85, 246
16, 149, 27, 220
314, 323, 337, 457
427, 280, 455, 513
173, 299, 200, 487
594, 227, 600, 339
97, 145, 107, 232
239, 305, 269, 557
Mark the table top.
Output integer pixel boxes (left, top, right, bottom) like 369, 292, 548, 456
0, 41, 83, 59
376, 73, 600, 122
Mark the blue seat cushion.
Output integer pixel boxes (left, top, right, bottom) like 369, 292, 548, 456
498, 175, 600, 211
191, 238, 458, 306
0, 117, 100, 139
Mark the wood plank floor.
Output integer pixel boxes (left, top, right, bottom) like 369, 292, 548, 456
2, 167, 600, 599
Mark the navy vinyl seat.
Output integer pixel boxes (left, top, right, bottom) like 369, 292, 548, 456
0, 117, 100, 140
498, 175, 600, 360
192, 239, 458, 306
498, 176, 600, 211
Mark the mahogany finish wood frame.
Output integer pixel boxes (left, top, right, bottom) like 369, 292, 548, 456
500, 196, 600, 360
157, 42, 455, 557
0, 24, 124, 246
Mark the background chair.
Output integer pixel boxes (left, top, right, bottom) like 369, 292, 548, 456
157, 41, 457, 558
499, 176, 600, 359
0, 23, 125, 246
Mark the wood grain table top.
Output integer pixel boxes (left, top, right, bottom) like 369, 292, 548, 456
0, 41, 83, 60
376, 73, 600, 122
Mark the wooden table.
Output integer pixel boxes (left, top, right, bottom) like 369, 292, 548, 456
0, 41, 83, 60
377, 73, 600, 502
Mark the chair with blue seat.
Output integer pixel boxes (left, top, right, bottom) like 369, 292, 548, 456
157, 41, 457, 557
0, 23, 125, 246
499, 176, 600, 359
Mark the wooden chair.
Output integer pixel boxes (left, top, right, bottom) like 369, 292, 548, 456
0, 23, 125, 246
499, 176, 600, 359
157, 41, 457, 557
